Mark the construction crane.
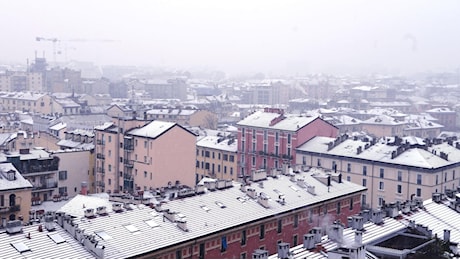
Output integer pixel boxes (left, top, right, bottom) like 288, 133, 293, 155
35, 36, 59, 65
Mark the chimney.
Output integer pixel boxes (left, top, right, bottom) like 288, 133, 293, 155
112, 203, 123, 213
96, 206, 107, 216
352, 215, 364, 230
44, 214, 55, 231
354, 230, 363, 245
444, 229, 451, 242
247, 187, 257, 199
252, 249, 269, 259
307, 185, 316, 195
277, 242, 290, 259
6, 220, 23, 234
371, 210, 383, 225
81, 181, 88, 195
432, 193, 441, 203
360, 210, 370, 222
303, 234, 316, 249
84, 208, 95, 218
257, 193, 270, 208
195, 184, 205, 194
83, 235, 105, 259
56, 212, 64, 227
296, 178, 306, 188
328, 222, 344, 243
311, 227, 323, 243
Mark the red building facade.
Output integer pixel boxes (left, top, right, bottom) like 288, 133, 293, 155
141, 192, 362, 259
237, 108, 339, 177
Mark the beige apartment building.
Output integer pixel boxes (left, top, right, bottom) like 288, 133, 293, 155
360, 114, 406, 137
196, 135, 237, 182
0, 71, 43, 92
94, 116, 197, 193
145, 109, 218, 129
296, 135, 460, 209
0, 163, 32, 222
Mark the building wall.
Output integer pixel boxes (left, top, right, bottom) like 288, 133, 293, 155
0, 188, 32, 223
139, 193, 362, 259
238, 118, 338, 177
296, 152, 460, 209
54, 150, 91, 198
196, 146, 237, 181
189, 110, 218, 129
361, 123, 405, 138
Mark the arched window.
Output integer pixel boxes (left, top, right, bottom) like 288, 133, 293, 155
9, 194, 16, 206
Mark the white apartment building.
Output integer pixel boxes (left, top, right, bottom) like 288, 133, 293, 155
296, 135, 460, 209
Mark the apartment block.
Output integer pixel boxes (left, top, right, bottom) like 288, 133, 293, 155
145, 109, 218, 129
94, 117, 197, 193
237, 107, 339, 177
296, 135, 460, 208
196, 135, 237, 181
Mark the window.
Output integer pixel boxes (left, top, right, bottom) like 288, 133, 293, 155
212, 152, 215, 159
362, 178, 367, 187
205, 163, 209, 170
398, 171, 402, 182
229, 155, 235, 162
58, 171, 67, 180
436, 175, 439, 185
252, 156, 256, 166
252, 129, 256, 139
378, 197, 384, 206
205, 151, 210, 158
277, 219, 282, 233
445, 172, 447, 182
108, 178, 111, 185
317, 158, 321, 167
59, 186, 67, 195
379, 181, 384, 190
218, 153, 221, 160
349, 197, 353, 210
294, 214, 299, 228
230, 168, 233, 175
347, 176, 351, 182
144, 140, 147, 148
302, 156, 307, 165
241, 230, 247, 245
347, 163, 351, 172
287, 133, 291, 144
264, 130, 267, 140
275, 132, 279, 142
379, 168, 384, 178
0, 195, 4, 207
199, 243, 205, 259
416, 188, 421, 197
242, 128, 245, 137
221, 236, 228, 252
218, 165, 221, 173
259, 224, 265, 239
196, 160, 199, 168
337, 202, 341, 214
397, 184, 402, 194
108, 136, 112, 142
417, 174, 422, 185
363, 166, 367, 176
224, 166, 227, 174
176, 249, 182, 259
144, 171, 147, 178
252, 142, 256, 152
196, 149, 199, 156
241, 252, 247, 259
293, 234, 298, 246
309, 209, 313, 223
223, 154, 228, 161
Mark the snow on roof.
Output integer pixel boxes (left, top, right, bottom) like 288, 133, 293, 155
237, 111, 319, 131
94, 122, 114, 131
49, 122, 67, 131
128, 120, 176, 139
146, 109, 196, 116
0, 162, 33, 191
297, 136, 456, 169
361, 115, 406, 125
196, 135, 237, 152
427, 107, 455, 113
58, 170, 365, 259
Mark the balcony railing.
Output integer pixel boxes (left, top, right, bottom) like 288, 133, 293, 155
124, 144, 134, 151
96, 140, 105, 145
124, 159, 134, 168
32, 182, 58, 191
96, 153, 105, 160
97, 167, 106, 173
0, 204, 20, 213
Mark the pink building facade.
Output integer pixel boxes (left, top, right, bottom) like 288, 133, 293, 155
237, 108, 339, 177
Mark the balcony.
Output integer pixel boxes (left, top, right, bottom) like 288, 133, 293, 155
124, 159, 134, 168
0, 204, 21, 213
96, 181, 105, 188
96, 139, 105, 145
123, 173, 133, 180
96, 153, 105, 160
32, 181, 58, 191
97, 167, 106, 174
123, 144, 134, 151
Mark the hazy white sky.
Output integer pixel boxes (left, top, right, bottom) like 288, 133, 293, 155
1, 0, 459, 75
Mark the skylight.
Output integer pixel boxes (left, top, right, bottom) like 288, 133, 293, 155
200, 205, 211, 212
215, 201, 226, 208
124, 224, 140, 233
11, 242, 30, 253
237, 197, 246, 203
48, 233, 66, 244
289, 185, 299, 192
95, 230, 112, 240
145, 219, 160, 228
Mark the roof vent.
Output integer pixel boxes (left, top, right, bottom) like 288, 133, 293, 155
352, 215, 364, 231
96, 206, 107, 216
303, 233, 316, 249
252, 249, 269, 259
84, 208, 95, 218
6, 220, 23, 234
195, 184, 205, 194
247, 187, 257, 199
216, 179, 226, 189
432, 193, 441, 203
277, 242, 291, 259
257, 192, 270, 208
371, 209, 384, 225
177, 219, 189, 232
44, 214, 55, 231
112, 203, 123, 213
311, 227, 323, 243
307, 185, 316, 195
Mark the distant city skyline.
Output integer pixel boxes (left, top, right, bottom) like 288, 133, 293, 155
1, 0, 460, 76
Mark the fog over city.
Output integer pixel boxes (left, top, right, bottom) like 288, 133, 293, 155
1, 0, 460, 76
